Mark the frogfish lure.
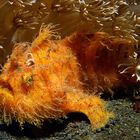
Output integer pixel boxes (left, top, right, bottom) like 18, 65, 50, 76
0, 25, 139, 130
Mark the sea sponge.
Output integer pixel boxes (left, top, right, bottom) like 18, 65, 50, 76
0, 25, 113, 130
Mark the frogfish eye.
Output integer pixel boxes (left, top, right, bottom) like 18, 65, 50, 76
22, 74, 33, 86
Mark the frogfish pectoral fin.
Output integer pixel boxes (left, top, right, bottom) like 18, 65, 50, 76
63, 91, 114, 130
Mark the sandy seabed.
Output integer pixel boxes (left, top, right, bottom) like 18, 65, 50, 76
0, 98, 139, 140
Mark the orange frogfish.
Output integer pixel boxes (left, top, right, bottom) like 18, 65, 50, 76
0, 25, 138, 130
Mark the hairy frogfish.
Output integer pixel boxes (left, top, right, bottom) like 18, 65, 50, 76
0, 25, 139, 130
